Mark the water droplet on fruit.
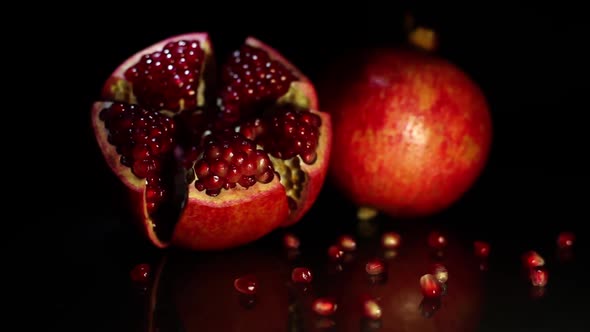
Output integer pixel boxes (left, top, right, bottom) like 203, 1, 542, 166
234, 274, 258, 295
522, 250, 545, 268
473, 240, 490, 258
291, 267, 313, 283
420, 274, 443, 298
337, 234, 357, 251
312, 297, 338, 316
557, 231, 575, 249
381, 231, 401, 249
419, 296, 441, 318
432, 263, 448, 283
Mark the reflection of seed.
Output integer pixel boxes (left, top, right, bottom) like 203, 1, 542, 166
381, 232, 401, 249
365, 258, 386, 276
312, 297, 338, 316
238, 294, 257, 309
419, 296, 441, 318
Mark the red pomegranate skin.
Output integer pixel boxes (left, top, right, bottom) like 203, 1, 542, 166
320, 49, 492, 217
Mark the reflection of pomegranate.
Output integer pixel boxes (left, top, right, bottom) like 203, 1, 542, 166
92, 33, 331, 250
149, 225, 483, 332
319, 48, 492, 218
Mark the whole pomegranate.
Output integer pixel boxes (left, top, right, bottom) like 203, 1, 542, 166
92, 33, 332, 250
319, 47, 492, 218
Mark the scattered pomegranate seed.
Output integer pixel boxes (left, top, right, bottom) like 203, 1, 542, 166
328, 245, 344, 261
130, 263, 151, 285
234, 274, 258, 295
557, 231, 575, 249
365, 258, 386, 276
312, 297, 338, 316
432, 263, 448, 283
529, 266, 549, 287
381, 232, 401, 249
420, 274, 443, 298
283, 232, 300, 250
427, 231, 447, 250
473, 240, 491, 258
337, 235, 357, 251
361, 295, 382, 319
291, 267, 313, 283
383, 249, 398, 260
522, 250, 545, 268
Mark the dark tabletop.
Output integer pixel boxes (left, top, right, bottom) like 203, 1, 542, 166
18, 2, 590, 331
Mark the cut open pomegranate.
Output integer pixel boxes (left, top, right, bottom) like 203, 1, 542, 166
92, 33, 331, 250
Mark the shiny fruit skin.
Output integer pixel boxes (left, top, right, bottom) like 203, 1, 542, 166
320, 48, 492, 218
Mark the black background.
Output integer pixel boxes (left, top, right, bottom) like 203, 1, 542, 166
16, 2, 590, 331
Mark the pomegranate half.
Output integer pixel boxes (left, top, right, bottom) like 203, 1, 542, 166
91, 33, 331, 250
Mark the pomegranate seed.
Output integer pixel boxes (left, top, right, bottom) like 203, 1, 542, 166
361, 295, 382, 320
529, 266, 549, 287
234, 274, 258, 295
557, 231, 575, 249
312, 297, 338, 316
381, 232, 401, 249
427, 231, 447, 249
337, 235, 357, 251
522, 250, 545, 268
357, 206, 378, 221
383, 249, 398, 260
283, 232, 300, 250
328, 245, 344, 261
291, 267, 313, 283
420, 274, 443, 298
130, 263, 151, 284
365, 258, 386, 276
432, 263, 448, 283
473, 240, 491, 258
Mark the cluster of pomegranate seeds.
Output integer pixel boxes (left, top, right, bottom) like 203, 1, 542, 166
521, 250, 550, 288
124, 40, 205, 112
193, 130, 275, 196
381, 232, 401, 249
218, 44, 296, 124
291, 267, 313, 283
234, 274, 258, 295
473, 240, 491, 258
312, 297, 338, 316
242, 107, 321, 164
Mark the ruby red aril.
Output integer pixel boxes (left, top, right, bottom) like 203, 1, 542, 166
557, 231, 575, 249
529, 267, 549, 287
522, 250, 545, 268
291, 267, 313, 283
420, 274, 443, 298
234, 274, 258, 295
427, 231, 447, 250
365, 258, 386, 276
283, 232, 300, 250
432, 263, 448, 283
328, 245, 344, 261
312, 297, 338, 316
473, 240, 490, 258
130, 263, 151, 284
360, 295, 382, 319
381, 232, 401, 249
337, 235, 357, 251
92, 33, 332, 250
